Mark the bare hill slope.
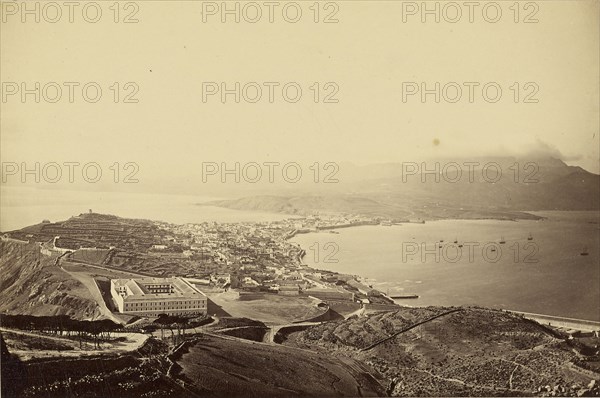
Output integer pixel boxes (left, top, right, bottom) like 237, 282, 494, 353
0, 240, 100, 319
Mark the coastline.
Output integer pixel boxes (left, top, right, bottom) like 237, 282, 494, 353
288, 211, 600, 323
503, 310, 600, 333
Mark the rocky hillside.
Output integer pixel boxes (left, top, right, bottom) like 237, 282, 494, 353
283, 307, 600, 396
0, 240, 100, 319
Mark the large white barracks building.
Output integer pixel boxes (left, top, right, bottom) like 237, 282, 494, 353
110, 277, 207, 317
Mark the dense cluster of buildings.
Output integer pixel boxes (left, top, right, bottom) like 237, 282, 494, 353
149, 215, 392, 306
151, 215, 379, 272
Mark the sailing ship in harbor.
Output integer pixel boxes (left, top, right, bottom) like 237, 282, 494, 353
499, 236, 506, 244
580, 246, 589, 256
527, 233, 533, 241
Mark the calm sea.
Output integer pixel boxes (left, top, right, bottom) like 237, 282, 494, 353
291, 211, 600, 321
0, 186, 296, 231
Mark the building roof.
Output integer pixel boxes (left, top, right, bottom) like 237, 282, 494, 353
112, 277, 206, 300
305, 287, 352, 295
279, 285, 300, 291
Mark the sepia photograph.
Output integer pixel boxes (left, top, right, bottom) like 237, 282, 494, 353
1, 0, 599, 396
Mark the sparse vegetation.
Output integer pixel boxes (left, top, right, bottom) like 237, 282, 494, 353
1, 314, 122, 350
284, 307, 600, 396
215, 317, 266, 329
217, 326, 268, 342
171, 335, 385, 397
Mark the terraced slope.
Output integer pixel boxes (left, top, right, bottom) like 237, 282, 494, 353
8, 212, 165, 251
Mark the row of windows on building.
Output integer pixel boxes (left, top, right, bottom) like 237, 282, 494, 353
134, 311, 204, 316
123, 300, 206, 311
144, 284, 175, 294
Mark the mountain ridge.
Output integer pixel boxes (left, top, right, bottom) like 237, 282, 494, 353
200, 157, 599, 219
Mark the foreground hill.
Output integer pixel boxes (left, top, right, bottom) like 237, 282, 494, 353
1, 335, 191, 398
2, 298, 599, 396
170, 334, 385, 397
0, 240, 100, 319
282, 307, 600, 396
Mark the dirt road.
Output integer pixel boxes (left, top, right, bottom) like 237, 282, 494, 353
59, 261, 123, 324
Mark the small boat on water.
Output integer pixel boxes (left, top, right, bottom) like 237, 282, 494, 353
581, 246, 589, 256
527, 233, 533, 241
453, 238, 458, 244
458, 244, 463, 248
499, 236, 506, 244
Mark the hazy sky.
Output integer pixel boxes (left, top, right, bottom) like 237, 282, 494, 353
1, 0, 599, 193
